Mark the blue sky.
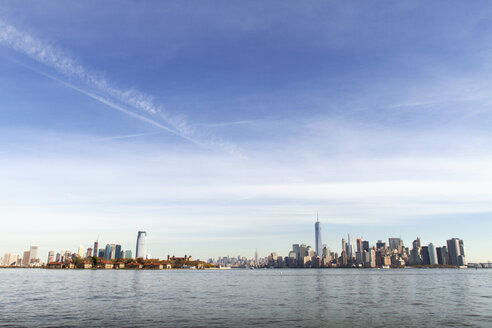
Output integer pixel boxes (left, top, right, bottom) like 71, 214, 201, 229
1, 1, 491, 262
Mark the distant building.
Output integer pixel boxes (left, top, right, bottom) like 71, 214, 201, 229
47, 251, 55, 263
86, 247, 93, 257
315, 215, 323, 256
421, 246, 430, 265
115, 245, 122, 259
292, 244, 300, 262
93, 240, 99, 258
100, 260, 113, 269
29, 246, 39, 264
356, 239, 363, 265
347, 234, 354, 258
428, 243, 438, 265
436, 246, 448, 265
77, 246, 84, 258
376, 240, 386, 250
447, 238, 466, 266
22, 251, 30, 266
114, 262, 125, 269
2, 253, 19, 266
299, 244, 307, 267
388, 238, 401, 251
78, 262, 92, 269
105, 244, 111, 260
124, 250, 132, 259
136, 231, 147, 259
110, 244, 116, 259
362, 240, 370, 252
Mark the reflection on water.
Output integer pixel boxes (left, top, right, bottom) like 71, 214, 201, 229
0, 269, 491, 327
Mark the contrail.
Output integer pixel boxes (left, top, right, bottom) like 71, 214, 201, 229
0, 18, 242, 156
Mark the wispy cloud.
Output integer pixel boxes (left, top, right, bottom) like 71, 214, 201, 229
94, 132, 163, 141
0, 18, 242, 156
201, 120, 259, 128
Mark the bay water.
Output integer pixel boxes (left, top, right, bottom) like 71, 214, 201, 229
0, 268, 491, 327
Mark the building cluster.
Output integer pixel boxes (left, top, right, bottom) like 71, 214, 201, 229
265, 236, 467, 269
0, 231, 210, 270
262, 218, 469, 269
1, 245, 40, 267
0, 223, 482, 269
0, 231, 148, 267
208, 255, 258, 268
210, 218, 472, 269
47, 231, 148, 265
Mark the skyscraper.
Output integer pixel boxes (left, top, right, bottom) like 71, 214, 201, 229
421, 246, 430, 265
93, 240, 99, 258
115, 244, 122, 259
428, 243, 438, 265
105, 244, 111, 260
376, 240, 386, 250
356, 239, 363, 265
110, 244, 116, 259
136, 231, 147, 259
447, 238, 466, 266
347, 234, 354, 258
388, 238, 401, 251
78, 245, 84, 258
22, 251, 30, 266
314, 214, 322, 256
292, 244, 300, 261
29, 245, 39, 264
47, 251, 55, 263
436, 246, 448, 265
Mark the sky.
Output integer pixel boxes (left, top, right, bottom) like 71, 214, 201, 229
1, 1, 491, 262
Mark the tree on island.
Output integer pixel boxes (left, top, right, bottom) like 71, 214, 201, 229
71, 256, 84, 266
91, 256, 100, 266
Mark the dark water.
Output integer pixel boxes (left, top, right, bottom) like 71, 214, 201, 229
0, 268, 491, 327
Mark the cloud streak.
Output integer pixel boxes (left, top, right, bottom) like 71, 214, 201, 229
0, 18, 241, 156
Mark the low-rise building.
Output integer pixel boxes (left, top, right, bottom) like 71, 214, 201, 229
114, 262, 125, 269
100, 260, 113, 269
46, 262, 63, 269
78, 262, 93, 269
126, 262, 143, 269
144, 263, 163, 270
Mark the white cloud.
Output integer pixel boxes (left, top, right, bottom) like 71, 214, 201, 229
0, 18, 241, 156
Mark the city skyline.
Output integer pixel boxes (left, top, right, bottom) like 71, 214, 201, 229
1, 2, 492, 262
0, 220, 483, 266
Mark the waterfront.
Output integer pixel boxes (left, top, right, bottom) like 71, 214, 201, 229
0, 269, 491, 327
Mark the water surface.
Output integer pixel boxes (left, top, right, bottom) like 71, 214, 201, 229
0, 268, 491, 327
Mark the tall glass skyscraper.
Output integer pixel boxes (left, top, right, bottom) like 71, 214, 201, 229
115, 244, 122, 259
315, 214, 322, 256
136, 231, 147, 259
105, 244, 111, 260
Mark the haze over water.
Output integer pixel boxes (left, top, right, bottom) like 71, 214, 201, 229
1, 269, 491, 327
